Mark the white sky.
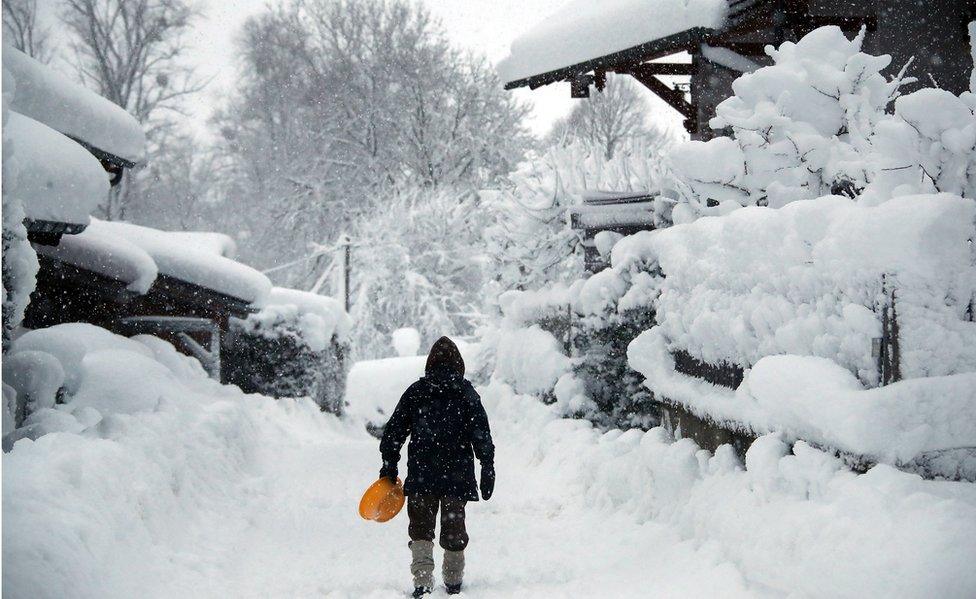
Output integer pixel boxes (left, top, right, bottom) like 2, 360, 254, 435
35, 0, 683, 138
184, 0, 682, 137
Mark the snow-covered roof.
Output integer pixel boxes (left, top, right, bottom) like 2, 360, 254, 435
162, 231, 238, 259
2, 46, 146, 165
497, 0, 727, 86
4, 111, 110, 226
35, 219, 271, 305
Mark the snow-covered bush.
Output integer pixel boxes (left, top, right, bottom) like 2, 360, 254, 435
668, 25, 976, 217
669, 26, 906, 213
485, 136, 668, 294
490, 280, 657, 428
224, 288, 351, 414
866, 88, 976, 203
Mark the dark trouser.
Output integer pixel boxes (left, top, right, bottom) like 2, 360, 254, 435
407, 495, 468, 551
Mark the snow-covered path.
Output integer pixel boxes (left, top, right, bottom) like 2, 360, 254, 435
151, 357, 761, 598
6, 348, 975, 598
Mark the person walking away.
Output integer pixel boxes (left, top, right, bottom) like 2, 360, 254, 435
379, 336, 495, 597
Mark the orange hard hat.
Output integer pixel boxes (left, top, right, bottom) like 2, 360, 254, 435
359, 477, 405, 522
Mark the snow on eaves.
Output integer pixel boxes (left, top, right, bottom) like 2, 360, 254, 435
92, 220, 272, 305
497, 0, 727, 85
2, 46, 146, 164
38, 219, 271, 305
4, 111, 110, 226
32, 223, 158, 294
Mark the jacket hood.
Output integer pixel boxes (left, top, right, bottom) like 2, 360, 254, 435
425, 336, 465, 379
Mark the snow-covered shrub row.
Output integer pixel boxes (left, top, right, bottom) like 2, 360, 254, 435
491, 281, 656, 427
225, 287, 352, 414
597, 195, 976, 384
628, 327, 976, 479
482, 382, 976, 598
667, 26, 976, 217
1, 323, 357, 598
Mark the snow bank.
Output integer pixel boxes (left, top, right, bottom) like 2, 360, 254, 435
88, 219, 272, 305
482, 381, 976, 598
2, 323, 357, 598
611, 194, 976, 382
4, 111, 110, 226
3, 46, 146, 164
240, 287, 352, 351
497, 0, 726, 84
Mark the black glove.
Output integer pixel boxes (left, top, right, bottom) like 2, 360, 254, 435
480, 464, 495, 500
379, 462, 397, 483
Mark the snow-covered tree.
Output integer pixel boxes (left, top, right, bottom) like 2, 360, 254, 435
485, 136, 668, 294
344, 187, 490, 359
61, 0, 206, 220
547, 77, 672, 159
210, 0, 529, 278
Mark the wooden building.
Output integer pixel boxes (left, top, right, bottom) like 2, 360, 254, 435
500, 0, 976, 139
3, 47, 269, 382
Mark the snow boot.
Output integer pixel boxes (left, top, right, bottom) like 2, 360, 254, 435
411, 586, 432, 598
443, 549, 464, 594
410, 540, 435, 592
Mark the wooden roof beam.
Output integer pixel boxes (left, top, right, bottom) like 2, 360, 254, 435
626, 65, 695, 120
615, 62, 694, 76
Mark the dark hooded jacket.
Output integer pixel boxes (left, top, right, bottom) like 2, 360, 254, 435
380, 337, 494, 501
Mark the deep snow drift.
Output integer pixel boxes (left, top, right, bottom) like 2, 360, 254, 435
4, 331, 975, 598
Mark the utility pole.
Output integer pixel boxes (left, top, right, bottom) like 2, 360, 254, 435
340, 234, 352, 313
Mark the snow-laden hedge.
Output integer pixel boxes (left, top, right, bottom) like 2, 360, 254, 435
489, 282, 656, 428
225, 288, 352, 414
603, 194, 976, 383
